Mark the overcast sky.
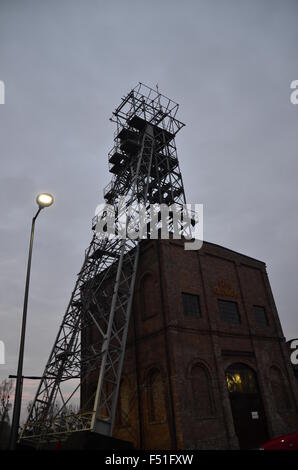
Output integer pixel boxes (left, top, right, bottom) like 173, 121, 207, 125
0, 0, 297, 416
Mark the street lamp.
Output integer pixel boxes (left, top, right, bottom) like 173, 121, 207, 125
10, 193, 54, 450
36, 193, 54, 208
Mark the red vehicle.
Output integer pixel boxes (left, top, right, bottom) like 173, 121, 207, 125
260, 431, 298, 450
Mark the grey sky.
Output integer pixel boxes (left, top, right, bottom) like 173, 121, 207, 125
0, 0, 298, 416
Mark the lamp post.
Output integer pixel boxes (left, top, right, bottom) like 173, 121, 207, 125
10, 193, 54, 450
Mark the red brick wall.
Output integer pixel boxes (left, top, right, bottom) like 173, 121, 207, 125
104, 239, 298, 449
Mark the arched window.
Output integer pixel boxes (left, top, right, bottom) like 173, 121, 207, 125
140, 273, 158, 319
269, 366, 290, 411
115, 379, 130, 427
190, 363, 214, 417
147, 368, 167, 423
226, 363, 258, 394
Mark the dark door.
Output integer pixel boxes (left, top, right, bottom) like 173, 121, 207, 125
226, 363, 269, 449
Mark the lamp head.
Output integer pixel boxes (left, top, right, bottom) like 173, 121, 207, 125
36, 193, 54, 208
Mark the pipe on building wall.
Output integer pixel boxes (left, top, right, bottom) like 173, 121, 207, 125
132, 302, 144, 448
156, 240, 178, 450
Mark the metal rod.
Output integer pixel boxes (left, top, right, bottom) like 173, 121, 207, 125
9, 375, 43, 380
9, 207, 41, 450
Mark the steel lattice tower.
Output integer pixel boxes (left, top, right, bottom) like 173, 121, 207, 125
20, 83, 190, 447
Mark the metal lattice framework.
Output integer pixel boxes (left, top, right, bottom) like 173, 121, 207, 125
20, 83, 189, 447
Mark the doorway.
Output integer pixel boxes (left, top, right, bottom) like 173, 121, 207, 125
226, 363, 269, 449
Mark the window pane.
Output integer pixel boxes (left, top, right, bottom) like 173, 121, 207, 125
218, 299, 240, 324
254, 305, 268, 326
226, 364, 258, 394
182, 293, 201, 317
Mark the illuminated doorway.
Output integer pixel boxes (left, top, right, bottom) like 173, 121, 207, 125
226, 363, 269, 449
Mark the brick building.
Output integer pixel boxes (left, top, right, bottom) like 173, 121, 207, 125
85, 239, 298, 449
